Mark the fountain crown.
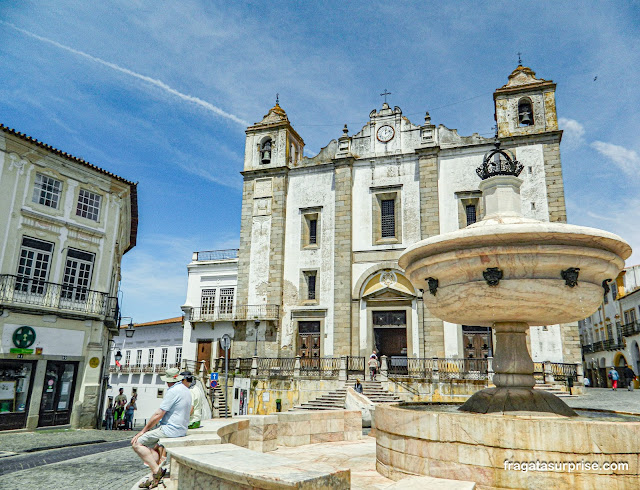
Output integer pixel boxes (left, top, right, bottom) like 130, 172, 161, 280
476, 139, 524, 180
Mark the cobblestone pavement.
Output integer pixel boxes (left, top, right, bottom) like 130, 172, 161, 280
0, 428, 133, 453
0, 444, 147, 490
0, 428, 146, 489
565, 387, 640, 413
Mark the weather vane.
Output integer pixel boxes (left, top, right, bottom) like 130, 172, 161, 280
276, 93, 279, 105
380, 89, 391, 103
517, 52, 522, 65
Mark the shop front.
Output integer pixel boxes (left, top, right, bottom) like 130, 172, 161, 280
0, 359, 37, 430
38, 361, 78, 427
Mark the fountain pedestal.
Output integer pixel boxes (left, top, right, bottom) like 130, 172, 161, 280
460, 322, 577, 416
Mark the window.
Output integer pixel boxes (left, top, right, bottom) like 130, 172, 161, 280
32, 173, 62, 209
76, 189, 102, 221
381, 199, 395, 238
304, 271, 317, 301
309, 219, 317, 244
219, 288, 234, 314
175, 347, 182, 365
125, 350, 131, 365
201, 289, 216, 314
372, 188, 402, 244
611, 282, 618, 300
157, 389, 164, 398
136, 350, 142, 367
624, 309, 637, 325
518, 98, 534, 126
61, 249, 94, 301
161, 348, 168, 367
301, 209, 321, 248
15, 237, 54, 294
465, 204, 477, 226
148, 349, 154, 365
260, 139, 272, 164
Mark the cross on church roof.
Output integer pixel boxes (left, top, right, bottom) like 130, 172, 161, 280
517, 52, 522, 65
380, 89, 391, 103
276, 93, 279, 105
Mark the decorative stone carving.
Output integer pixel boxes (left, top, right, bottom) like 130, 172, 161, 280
379, 270, 397, 287
253, 198, 271, 216
483, 267, 503, 286
561, 267, 580, 288
254, 178, 273, 198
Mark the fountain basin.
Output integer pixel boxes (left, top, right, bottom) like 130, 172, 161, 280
376, 402, 640, 489
399, 219, 630, 326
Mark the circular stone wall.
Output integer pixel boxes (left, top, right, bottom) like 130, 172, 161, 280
375, 403, 640, 489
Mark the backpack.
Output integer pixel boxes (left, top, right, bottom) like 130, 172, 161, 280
608, 373, 612, 380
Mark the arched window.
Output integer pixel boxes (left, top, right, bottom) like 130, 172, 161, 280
260, 139, 272, 164
518, 98, 534, 126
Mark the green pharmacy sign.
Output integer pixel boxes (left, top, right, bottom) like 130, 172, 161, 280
13, 326, 36, 349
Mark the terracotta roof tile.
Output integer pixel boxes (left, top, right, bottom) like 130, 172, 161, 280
124, 316, 184, 328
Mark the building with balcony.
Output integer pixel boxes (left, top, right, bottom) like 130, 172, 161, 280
105, 317, 183, 425
579, 265, 640, 387
0, 125, 137, 430
229, 65, 580, 365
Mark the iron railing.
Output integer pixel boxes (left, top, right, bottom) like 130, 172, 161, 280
300, 357, 340, 377
347, 356, 365, 377
406, 357, 437, 378
237, 358, 253, 376
551, 363, 577, 382
584, 339, 626, 353
257, 357, 295, 377
190, 304, 279, 322
437, 358, 489, 380
194, 249, 239, 261
0, 274, 117, 319
620, 320, 640, 337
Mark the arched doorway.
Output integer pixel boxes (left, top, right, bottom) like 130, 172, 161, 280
359, 269, 418, 368
614, 352, 629, 388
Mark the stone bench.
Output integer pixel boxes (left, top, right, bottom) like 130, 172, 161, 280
168, 443, 350, 489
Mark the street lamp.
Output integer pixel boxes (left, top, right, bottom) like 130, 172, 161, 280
254, 319, 260, 357
114, 351, 123, 363
119, 316, 136, 338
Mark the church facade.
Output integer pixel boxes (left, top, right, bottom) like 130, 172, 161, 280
231, 65, 581, 366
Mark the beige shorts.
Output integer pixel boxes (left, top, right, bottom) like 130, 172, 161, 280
137, 426, 167, 448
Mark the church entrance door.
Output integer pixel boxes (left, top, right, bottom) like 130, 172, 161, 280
373, 311, 407, 374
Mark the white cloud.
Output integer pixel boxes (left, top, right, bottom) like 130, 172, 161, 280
591, 141, 640, 177
558, 117, 585, 149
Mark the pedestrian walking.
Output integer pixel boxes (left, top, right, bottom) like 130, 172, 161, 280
583, 377, 590, 388
125, 396, 137, 430
131, 367, 191, 489
368, 356, 379, 381
608, 367, 619, 390
354, 379, 363, 394
104, 401, 114, 431
623, 366, 636, 391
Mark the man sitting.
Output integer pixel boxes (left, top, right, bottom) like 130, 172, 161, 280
131, 367, 192, 488
181, 371, 204, 429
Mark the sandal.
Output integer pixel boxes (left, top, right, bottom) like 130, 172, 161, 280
148, 468, 167, 489
138, 478, 153, 488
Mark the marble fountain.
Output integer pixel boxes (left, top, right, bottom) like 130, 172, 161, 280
373, 141, 640, 488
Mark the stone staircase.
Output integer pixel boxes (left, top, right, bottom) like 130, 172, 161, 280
212, 386, 231, 417
534, 383, 577, 398
292, 380, 401, 411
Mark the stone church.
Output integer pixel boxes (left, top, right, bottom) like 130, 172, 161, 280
232, 65, 581, 366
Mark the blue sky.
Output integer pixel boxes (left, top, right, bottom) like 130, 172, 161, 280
1, 1, 639, 323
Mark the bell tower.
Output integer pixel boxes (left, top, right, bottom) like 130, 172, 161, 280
494, 65, 558, 139
243, 100, 304, 171
236, 101, 304, 357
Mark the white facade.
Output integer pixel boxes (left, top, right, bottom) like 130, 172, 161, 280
181, 251, 238, 368
105, 317, 184, 425
232, 65, 578, 365
0, 125, 137, 430
579, 265, 640, 386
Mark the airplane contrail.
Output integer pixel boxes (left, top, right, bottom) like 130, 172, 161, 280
1, 21, 249, 126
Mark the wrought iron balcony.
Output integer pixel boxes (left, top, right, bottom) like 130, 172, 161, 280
620, 320, 640, 338
193, 249, 239, 261
189, 304, 279, 322
0, 274, 118, 321
585, 339, 626, 353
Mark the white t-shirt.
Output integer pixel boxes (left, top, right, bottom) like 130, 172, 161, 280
159, 382, 192, 437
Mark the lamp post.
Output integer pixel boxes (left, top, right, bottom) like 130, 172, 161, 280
254, 319, 260, 357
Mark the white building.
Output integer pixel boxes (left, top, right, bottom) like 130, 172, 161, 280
106, 317, 184, 425
580, 265, 640, 386
0, 124, 137, 430
228, 65, 580, 366
181, 250, 239, 371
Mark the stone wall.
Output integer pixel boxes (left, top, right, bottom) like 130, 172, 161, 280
542, 140, 567, 223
